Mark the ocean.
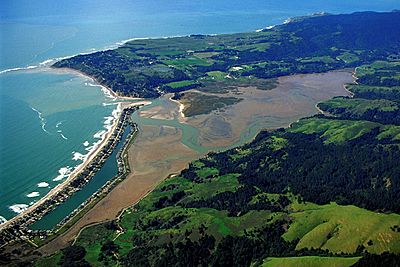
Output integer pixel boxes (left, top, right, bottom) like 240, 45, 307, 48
1, 0, 398, 223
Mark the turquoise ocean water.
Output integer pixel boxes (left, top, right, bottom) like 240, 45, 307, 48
1, 0, 399, 224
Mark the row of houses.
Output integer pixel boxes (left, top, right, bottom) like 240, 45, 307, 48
0, 106, 140, 247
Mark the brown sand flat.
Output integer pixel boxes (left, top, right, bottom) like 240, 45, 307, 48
186, 71, 354, 147
139, 97, 179, 120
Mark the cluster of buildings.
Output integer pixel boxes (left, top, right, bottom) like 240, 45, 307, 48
0, 106, 140, 248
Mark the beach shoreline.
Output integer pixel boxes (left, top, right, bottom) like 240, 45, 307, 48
48, 67, 145, 101
0, 68, 150, 231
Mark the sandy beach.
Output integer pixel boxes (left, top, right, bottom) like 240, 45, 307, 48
0, 68, 151, 231
49, 67, 144, 100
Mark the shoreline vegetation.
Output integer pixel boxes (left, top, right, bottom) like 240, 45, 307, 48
2, 10, 400, 266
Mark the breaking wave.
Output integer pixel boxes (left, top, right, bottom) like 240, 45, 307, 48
26, 192, 40, 198
0, 65, 38, 75
31, 107, 51, 134
37, 182, 49, 188
9, 204, 29, 214
72, 152, 86, 161
53, 166, 73, 181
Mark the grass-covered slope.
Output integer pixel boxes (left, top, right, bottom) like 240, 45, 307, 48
262, 256, 361, 267
317, 61, 400, 125
52, 11, 400, 98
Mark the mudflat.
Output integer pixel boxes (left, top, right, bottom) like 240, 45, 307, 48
40, 70, 354, 254
185, 71, 354, 147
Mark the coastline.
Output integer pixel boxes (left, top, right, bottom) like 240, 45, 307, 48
0, 67, 150, 231
48, 67, 143, 101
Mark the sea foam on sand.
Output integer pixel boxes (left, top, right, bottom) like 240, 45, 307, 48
37, 182, 49, 188
9, 204, 29, 214
26, 192, 40, 198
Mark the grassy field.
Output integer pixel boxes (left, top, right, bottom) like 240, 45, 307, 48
284, 202, 400, 254
164, 80, 197, 88
290, 117, 400, 143
336, 51, 360, 64
347, 84, 400, 100
356, 61, 400, 77
35, 252, 62, 267
289, 117, 380, 144
180, 92, 241, 117
319, 97, 398, 114
206, 71, 228, 81
262, 256, 361, 267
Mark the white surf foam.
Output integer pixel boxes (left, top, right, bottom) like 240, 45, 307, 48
53, 166, 73, 181
100, 86, 117, 100
26, 192, 40, 198
31, 107, 51, 134
85, 145, 95, 152
102, 102, 118, 106
55, 121, 64, 128
284, 18, 292, 24
72, 152, 86, 161
112, 103, 122, 119
60, 133, 68, 140
0, 216, 7, 224
86, 82, 99, 87
9, 204, 29, 214
83, 141, 90, 147
0, 65, 38, 75
37, 182, 49, 188
104, 116, 114, 125
94, 130, 107, 139
39, 59, 56, 67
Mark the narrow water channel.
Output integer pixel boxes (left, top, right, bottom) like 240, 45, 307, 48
30, 125, 132, 230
